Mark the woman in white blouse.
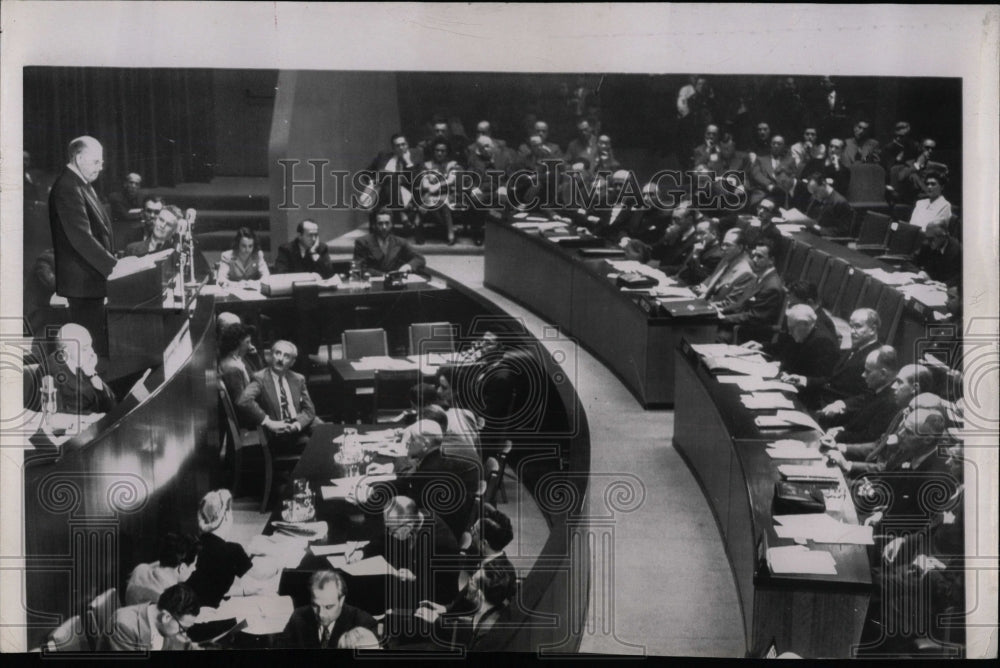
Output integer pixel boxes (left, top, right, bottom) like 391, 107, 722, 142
218, 227, 270, 286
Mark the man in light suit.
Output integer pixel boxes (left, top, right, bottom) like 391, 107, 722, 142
49, 136, 118, 357
749, 135, 797, 206
692, 228, 756, 312
106, 583, 201, 651
237, 340, 317, 452
353, 210, 426, 274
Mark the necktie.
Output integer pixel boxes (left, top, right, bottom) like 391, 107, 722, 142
278, 377, 292, 421
320, 624, 330, 647
702, 258, 728, 298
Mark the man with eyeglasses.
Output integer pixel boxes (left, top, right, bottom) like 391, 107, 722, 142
131, 195, 165, 244
107, 583, 202, 651
692, 227, 756, 312
108, 172, 144, 232
892, 138, 948, 204
790, 127, 826, 173
842, 120, 879, 167
804, 307, 882, 409
804, 137, 851, 195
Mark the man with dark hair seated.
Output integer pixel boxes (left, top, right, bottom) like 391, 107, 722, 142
816, 345, 901, 444
645, 205, 700, 272
719, 239, 785, 344
912, 219, 962, 287
354, 210, 427, 274
278, 569, 377, 649
803, 171, 853, 237
107, 583, 202, 651
673, 219, 724, 285
125, 533, 201, 605
765, 166, 813, 213
124, 205, 181, 257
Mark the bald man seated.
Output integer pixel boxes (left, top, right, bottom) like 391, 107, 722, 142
45, 323, 117, 416
815, 345, 901, 444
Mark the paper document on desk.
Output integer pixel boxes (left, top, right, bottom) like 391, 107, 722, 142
203, 595, 295, 636
691, 343, 755, 358
320, 485, 351, 501
724, 376, 797, 393
351, 356, 418, 372
741, 392, 795, 410
898, 284, 949, 308
779, 208, 812, 223
311, 541, 370, 557
774, 410, 822, 431
863, 268, 917, 286
333, 429, 399, 445
331, 473, 397, 487
405, 273, 428, 284
766, 440, 823, 460
767, 545, 837, 575
340, 555, 400, 578
777, 464, 841, 482
708, 356, 780, 378
650, 286, 696, 299
773, 514, 873, 545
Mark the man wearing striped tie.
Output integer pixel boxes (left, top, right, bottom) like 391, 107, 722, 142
238, 340, 317, 452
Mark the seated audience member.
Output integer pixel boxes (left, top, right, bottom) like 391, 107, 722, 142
513, 134, 564, 218
765, 166, 812, 213
516, 120, 562, 160
741, 198, 783, 249
766, 304, 840, 384
645, 205, 700, 272
217, 227, 270, 285
690, 123, 721, 169
842, 119, 879, 167
673, 219, 724, 285
566, 117, 598, 165
186, 489, 273, 607
826, 364, 935, 470
218, 324, 256, 409
435, 367, 484, 462
108, 172, 143, 230
804, 137, 851, 195
465, 135, 515, 244
699, 134, 753, 205
719, 240, 785, 344
800, 307, 882, 408
817, 345, 900, 444
803, 172, 853, 237
354, 495, 461, 606
584, 170, 641, 240
749, 135, 796, 205
354, 209, 427, 274
908, 172, 952, 232
691, 228, 756, 312
881, 120, 920, 171
274, 220, 335, 279
418, 119, 467, 166
592, 134, 621, 173
237, 340, 317, 452
125, 533, 201, 606
337, 626, 382, 649
785, 279, 840, 345
466, 120, 507, 164
749, 121, 772, 161
364, 133, 423, 239
912, 219, 962, 287
124, 195, 165, 245
372, 419, 479, 541
789, 127, 826, 173
419, 139, 461, 245
107, 583, 201, 651
554, 157, 597, 226
47, 323, 116, 415
891, 137, 944, 204
278, 570, 377, 649
124, 204, 181, 257
414, 559, 518, 650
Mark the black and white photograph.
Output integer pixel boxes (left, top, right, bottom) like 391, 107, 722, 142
1, 2, 997, 661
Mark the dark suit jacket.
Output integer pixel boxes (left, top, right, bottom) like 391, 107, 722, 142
768, 326, 840, 384
274, 240, 335, 279
353, 233, 426, 274
48, 168, 117, 298
278, 604, 377, 649
913, 237, 962, 287
46, 352, 116, 415
649, 227, 698, 271
391, 448, 481, 540
675, 241, 723, 286
722, 269, 785, 332
804, 157, 851, 195
808, 339, 881, 406
237, 368, 316, 431
805, 190, 853, 237
766, 182, 812, 213
861, 446, 956, 527
828, 384, 900, 444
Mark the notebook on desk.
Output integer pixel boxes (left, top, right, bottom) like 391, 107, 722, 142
660, 299, 718, 318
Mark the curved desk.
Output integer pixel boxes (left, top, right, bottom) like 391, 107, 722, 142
672, 342, 871, 658
483, 220, 718, 407
23, 266, 594, 653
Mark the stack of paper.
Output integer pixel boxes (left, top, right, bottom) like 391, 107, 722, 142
767, 545, 837, 575
350, 357, 418, 371
741, 392, 795, 410
765, 440, 823, 460
778, 208, 812, 223
777, 464, 841, 483
863, 268, 918, 286
898, 284, 949, 308
270, 521, 329, 541
650, 285, 696, 300
339, 555, 401, 578
709, 357, 780, 378
332, 429, 400, 445
247, 534, 310, 569
773, 514, 874, 545
774, 410, 822, 431
719, 376, 798, 393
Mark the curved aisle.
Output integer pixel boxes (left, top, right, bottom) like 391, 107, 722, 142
431, 255, 745, 657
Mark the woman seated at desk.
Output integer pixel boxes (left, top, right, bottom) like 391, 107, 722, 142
218, 227, 270, 287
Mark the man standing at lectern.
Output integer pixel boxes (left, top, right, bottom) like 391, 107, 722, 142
49, 136, 117, 357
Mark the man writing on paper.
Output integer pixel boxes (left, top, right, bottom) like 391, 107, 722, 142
278, 570, 377, 649
237, 340, 317, 452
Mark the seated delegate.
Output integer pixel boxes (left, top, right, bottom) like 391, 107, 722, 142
353, 209, 427, 274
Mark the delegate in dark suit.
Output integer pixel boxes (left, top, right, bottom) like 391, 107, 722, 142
353, 233, 426, 274
912, 235, 962, 287
675, 240, 723, 285
278, 604, 377, 649
699, 253, 756, 312
804, 189, 853, 237
721, 267, 786, 343
48, 166, 117, 356
770, 326, 840, 383
273, 240, 336, 278
45, 351, 116, 415
826, 384, 900, 444
391, 447, 480, 541
807, 339, 881, 408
